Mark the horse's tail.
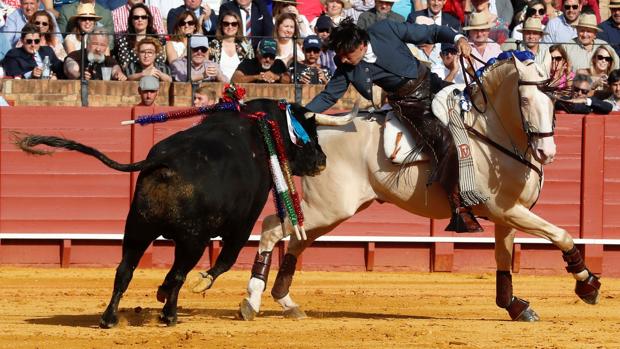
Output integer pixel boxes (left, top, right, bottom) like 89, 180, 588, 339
13, 133, 147, 172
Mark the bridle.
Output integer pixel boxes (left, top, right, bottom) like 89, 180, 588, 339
459, 55, 558, 181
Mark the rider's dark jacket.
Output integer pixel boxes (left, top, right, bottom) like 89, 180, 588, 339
306, 20, 460, 112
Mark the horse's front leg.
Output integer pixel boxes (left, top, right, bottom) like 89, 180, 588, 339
238, 215, 288, 321
498, 205, 601, 305
495, 224, 540, 321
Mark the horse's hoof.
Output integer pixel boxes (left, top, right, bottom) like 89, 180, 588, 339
238, 298, 257, 321
159, 313, 177, 327
188, 272, 214, 293
514, 307, 540, 322
576, 273, 601, 305
283, 306, 307, 319
156, 286, 169, 303
99, 313, 118, 329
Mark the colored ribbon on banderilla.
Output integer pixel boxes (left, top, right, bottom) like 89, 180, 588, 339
120, 102, 241, 126
249, 112, 305, 241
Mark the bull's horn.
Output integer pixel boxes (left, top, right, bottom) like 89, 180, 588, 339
305, 101, 359, 126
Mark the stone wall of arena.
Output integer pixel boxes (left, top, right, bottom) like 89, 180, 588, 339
0, 80, 619, 276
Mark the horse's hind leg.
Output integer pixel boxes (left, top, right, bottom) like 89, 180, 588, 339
239, 214, 286, 321
499, 205, 601, 305
495, 224, 539, 321
100, 216, 157, 328
158, 238, 208, 326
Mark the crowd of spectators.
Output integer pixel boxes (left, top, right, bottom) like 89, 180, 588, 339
0, 0, 617, 112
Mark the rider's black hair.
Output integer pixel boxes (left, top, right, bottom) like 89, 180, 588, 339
327, 17, 369, 54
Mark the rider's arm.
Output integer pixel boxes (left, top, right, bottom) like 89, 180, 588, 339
305, 69, 349, 112
378, 20, 459, 46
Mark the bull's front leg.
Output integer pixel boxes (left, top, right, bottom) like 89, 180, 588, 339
238, 215, 289, 321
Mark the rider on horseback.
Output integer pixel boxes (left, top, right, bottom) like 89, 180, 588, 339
306, 18, 483, 232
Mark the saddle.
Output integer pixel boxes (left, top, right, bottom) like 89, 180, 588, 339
383, 84, 464, 165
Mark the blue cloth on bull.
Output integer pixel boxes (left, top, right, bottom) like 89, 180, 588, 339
286, 104, 310, 144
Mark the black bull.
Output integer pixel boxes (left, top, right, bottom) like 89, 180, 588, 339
15, 99, 328, 328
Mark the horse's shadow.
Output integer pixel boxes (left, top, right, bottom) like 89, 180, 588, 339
25, 307, 504, 328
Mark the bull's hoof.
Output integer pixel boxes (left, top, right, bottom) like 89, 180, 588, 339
188, 272, 214, 293
576, 273, 601, 305
283, 306, 307, 319
156, 286, 169, 303
237, 298, 257, 321
159, 313, 177, 327
513, 307, 540, 322
99, 313, 118, 329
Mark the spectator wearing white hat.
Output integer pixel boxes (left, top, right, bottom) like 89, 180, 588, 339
357, 0, 404, 30
562, 13, 619, 71
170, 35, 228, 82
502, 17, 551, 71
464, 11, 502, 70
58, 0, 114, 35
137, 75, 159, 106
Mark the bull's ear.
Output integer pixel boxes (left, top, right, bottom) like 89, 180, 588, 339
305, 101, 359, 126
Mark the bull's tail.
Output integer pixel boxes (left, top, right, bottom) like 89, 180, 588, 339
13, 133, 147, 172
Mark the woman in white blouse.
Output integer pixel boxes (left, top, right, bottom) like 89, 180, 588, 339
208, 10, 253, 81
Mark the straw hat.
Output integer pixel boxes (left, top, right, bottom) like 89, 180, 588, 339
572, 13, 602, 32
463, 12, 494, 31
610, 0, 620, 8
517, 17, 544, 33
70, 3, 102, 21
320, 0, 352, 10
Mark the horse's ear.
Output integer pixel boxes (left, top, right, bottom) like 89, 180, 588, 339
513, 55, 527, 73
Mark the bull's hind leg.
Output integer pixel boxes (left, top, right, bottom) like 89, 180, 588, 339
499, 205, 601, 305
158, 239, 207, 326
100, 218, 157, 328
239, 215, 287, 321
494, 225, 539, 322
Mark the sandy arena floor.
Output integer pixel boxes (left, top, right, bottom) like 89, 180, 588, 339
0, 267, 618, 348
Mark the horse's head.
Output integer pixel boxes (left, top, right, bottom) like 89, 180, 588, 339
479, 55, 557, 165
514, 57, 557, 165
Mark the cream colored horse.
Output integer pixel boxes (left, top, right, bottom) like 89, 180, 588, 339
198, 56, 600, 321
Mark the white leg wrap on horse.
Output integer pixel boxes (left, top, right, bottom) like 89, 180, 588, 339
246, 278, 265, 312
573, 270, 589, 281
275, 293, 298, 311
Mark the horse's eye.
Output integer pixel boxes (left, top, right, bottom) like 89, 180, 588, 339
521, 97, 529, 105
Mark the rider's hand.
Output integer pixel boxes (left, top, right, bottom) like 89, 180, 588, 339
456, 37, 471, 59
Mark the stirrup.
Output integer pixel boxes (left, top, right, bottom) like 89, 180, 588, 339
445, 208, 484, 233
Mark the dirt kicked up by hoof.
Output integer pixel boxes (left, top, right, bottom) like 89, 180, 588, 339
188, 272, 214, 293
237, 299, 257, 321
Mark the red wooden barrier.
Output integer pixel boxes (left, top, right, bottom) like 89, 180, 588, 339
1, 107, 619, 275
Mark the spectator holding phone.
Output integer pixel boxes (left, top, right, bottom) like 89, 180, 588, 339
289, 35, 330, 84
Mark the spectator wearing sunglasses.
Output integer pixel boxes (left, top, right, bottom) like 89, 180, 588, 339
208, 11, 253, 81
598, 0, 620, 58
112, 0, 165, 34
438, 43, 464, 84
58, 0, 114, 35
168, 0, 217, 37
232, 38, 290, 83
289, 35, 331, 84
170, 35, 228, 82
63, 3, 102, 54
22, 10, 67, 60
3, 23, 63, 78
113, 3, 165, 70
511, 0, 546, 41
543, 0, 580, 44
548, 44, 574, 88
556, 73, 612, 114
165, 11, 200, 64
314, 15, 336, 75
561, 13, 619, 72
3, 0, 62, 47
576, 46, 615, 91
